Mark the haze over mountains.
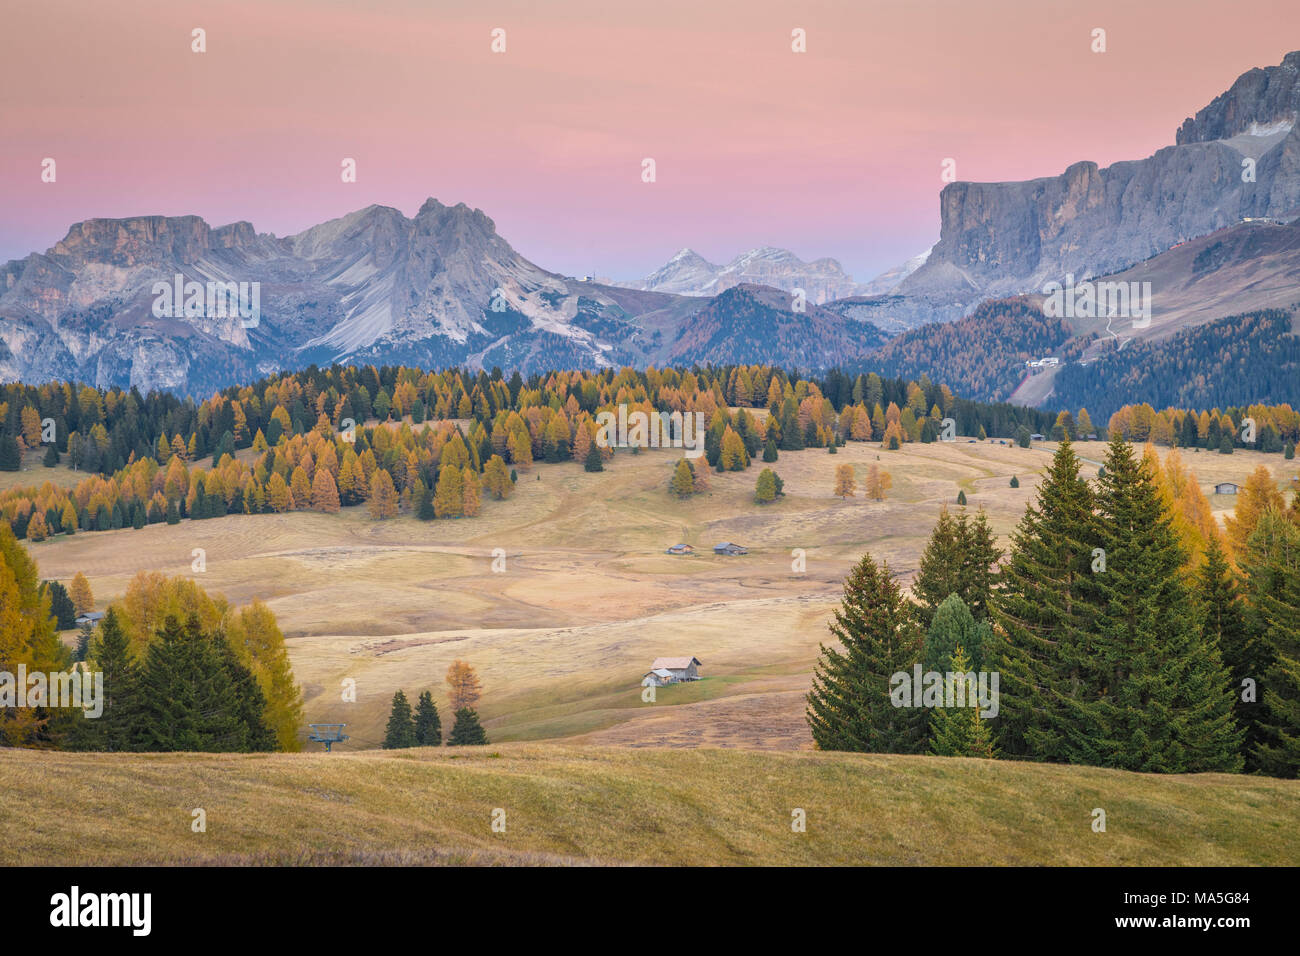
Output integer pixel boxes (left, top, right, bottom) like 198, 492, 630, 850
614, 244, 932, 305
1, 50, 1299, 408
617, 246, 889, 303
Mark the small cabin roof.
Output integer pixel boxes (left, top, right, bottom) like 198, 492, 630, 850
651, 656, 701, 670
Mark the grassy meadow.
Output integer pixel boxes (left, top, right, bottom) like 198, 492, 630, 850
7, 434, 1299, 867
21, 436, 1298, 751
4, 744, 1298, 866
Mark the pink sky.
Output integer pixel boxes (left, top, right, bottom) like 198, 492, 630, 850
2, 0, 1297, 280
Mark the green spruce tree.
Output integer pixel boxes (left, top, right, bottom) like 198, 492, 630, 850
214, 637, 277, 752
447, 707, 488, 746
913, 508, 1002, 628
928, 645, 998, 758
134, 615, 259, 752
924, 593, 989, 673
913, 507, 964, 627
1197, 535, 1264, 767
806, 553, 925, 753
417, 486, 436, 521
383, 690, 417, 749
1242, 509, 1300, 777
414, 690, 442, 746
1057, 435, 1242, 772
0, 434, 21, 471
957, 509, 1001, 622
43, 580, 76, 630
986, 436, 1103, 760
68, 608, 138, 751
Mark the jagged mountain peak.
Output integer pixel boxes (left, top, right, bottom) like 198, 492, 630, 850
290, 200, 499, 260
415, 197, 497, 233
857, 247, 934, 296
289, 204, 407, 258
669, 247, 711, 264
1177, 50, 1300, 145
618, 245, 861, 303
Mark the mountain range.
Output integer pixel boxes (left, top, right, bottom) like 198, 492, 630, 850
2, 50, 1299, 408
0, 199, 892, 393
848, 50, 1300, 332
614, 245, 930, 306
616, 246, 867, 303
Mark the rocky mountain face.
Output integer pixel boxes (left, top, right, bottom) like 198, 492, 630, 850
0, 201, 661, 392
0, 202, 885, 392
618, 246, 863, 304
1176, 51, 1300, 144
0, 215, 282, 392
890, 50, 1300, 319
822, 289, 971, 336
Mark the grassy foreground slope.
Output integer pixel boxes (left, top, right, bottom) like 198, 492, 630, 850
4, 744, 1297, 866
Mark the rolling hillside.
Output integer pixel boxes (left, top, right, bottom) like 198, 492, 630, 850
24, 437, 1290, 754
3, 744, 1297, 866
1049, 309, 1300, 419
865, 299, 1086, 402
867, 219, 1300, 411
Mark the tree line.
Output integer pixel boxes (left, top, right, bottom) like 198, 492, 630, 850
0, 363, 1061, 541
0, 534, 303, 753
1104, 400, 1299, 456
807, 435, 1300, 776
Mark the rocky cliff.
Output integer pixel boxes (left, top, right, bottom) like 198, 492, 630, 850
897, 50, 1300, 307
1177, 51, 1300, 144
